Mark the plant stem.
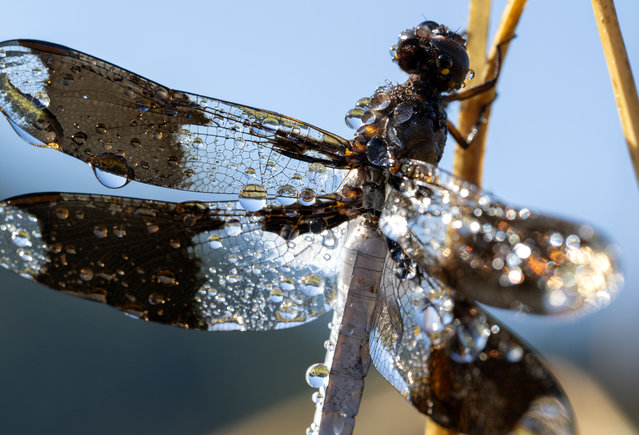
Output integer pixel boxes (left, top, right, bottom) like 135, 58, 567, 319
591, 0, 639, 185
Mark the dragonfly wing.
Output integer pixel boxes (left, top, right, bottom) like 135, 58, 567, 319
369, 255, 575, 434
0, 40, 350, 195
380, 161, 621, 314
0, 192, 350, 331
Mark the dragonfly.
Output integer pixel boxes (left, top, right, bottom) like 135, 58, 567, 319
0, 20, 621, 435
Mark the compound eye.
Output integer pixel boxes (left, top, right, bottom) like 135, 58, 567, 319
436, 54, 453, 75
416, 21, 440, 38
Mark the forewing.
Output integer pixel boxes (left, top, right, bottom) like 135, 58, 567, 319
369, 255, 575, 434
380, 161, 621, 314
0, 40, 350, 195
0, 193, 349, 331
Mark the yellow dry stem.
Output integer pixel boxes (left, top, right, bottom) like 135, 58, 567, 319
591, 0, 639, 185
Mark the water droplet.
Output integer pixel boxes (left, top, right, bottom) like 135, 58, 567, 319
224, 219, 242, 237
514, 243, 531, 259
11, 231, 31, 248
146, 223, 159, 234
305, 363, 329, 388
361, 110, 376, 125
307, 162, 328, 185
113, 225, 126, 237
365, 136, 394, 167
238, 184, 267, 212
280, 278, 295, 291
208, 235, 222, 249
93, 224, 108, 238
61, 74, 74, 86
135, 99, 150, 111
95, 123, 107, 134
549, 232, 564, 247
72, 132, 87, 145
152, 131, 163, 141
192, 137, 205, 149
153, 269, 177, 285
177, 129, 192, 146
371, 92, 391, 110
566, 234, 580, 249
269, 288, 284, 303
393, 102, 413, 124
309, 218, 326, 234
345, 108, 365, 130
154, 87, 169, 100
278, 300, 299, 320
421, 306, 444, 333
380, 214, 407, 241
276, 185, 298, 206
300, 274, 324, 296
466, 69, 475, 80
356, 97, 371, 108
92, 153, 132, 189
298, 189, 316, 206
80, 268, 94, 281
148, 292, 166, 305
55, 207, 69, 220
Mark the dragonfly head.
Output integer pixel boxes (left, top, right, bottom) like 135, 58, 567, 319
393, 21, 470, 93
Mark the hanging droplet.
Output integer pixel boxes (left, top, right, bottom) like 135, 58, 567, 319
307, 162, 328, 186
79, 268, 94, 282
11, 231, 31, 248
224, 219, 242, 237
153, 269, 177, 286
238, 184, 267, 212
93, 225, 108, 238
276, 185, 298, 206
91, 153, 132, 189
305, 363, 329, 388
135, 99, 150, 111
300, 274, 325, 297
71, 132, 87, 145
361, 110, 376, 126
365, 137, 394, 167
298, 189, 316, 206
371, 92, 391, 110
393, 102, 413, 124
208, 234, 222, 249
95, 123, 107, 134
466, 69, 475, 80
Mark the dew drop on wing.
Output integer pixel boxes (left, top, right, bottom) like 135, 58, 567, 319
305, 363, 329, 388
238, 184, 267, 212
6, 118, 46, 147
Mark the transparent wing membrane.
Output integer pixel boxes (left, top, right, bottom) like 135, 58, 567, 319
369, 255, 575, 434
0, 193, 349, 330
380, 161, 621, 314
0, 40, 350, 197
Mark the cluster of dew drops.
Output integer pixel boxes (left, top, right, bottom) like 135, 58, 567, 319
344, 84, 415, 168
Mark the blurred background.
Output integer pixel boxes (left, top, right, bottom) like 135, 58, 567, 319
0, 1, 637, 434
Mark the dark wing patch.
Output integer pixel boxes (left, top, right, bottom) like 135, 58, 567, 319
369, 255, 575, 434
0, 40, 351, 196
380, 161, 621, 314
0, 193, 351, 331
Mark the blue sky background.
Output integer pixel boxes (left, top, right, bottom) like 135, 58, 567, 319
0, 1, 637, 434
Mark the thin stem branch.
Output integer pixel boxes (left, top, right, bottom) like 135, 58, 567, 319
591, 0, 639, 185
452, 0, 527, 187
